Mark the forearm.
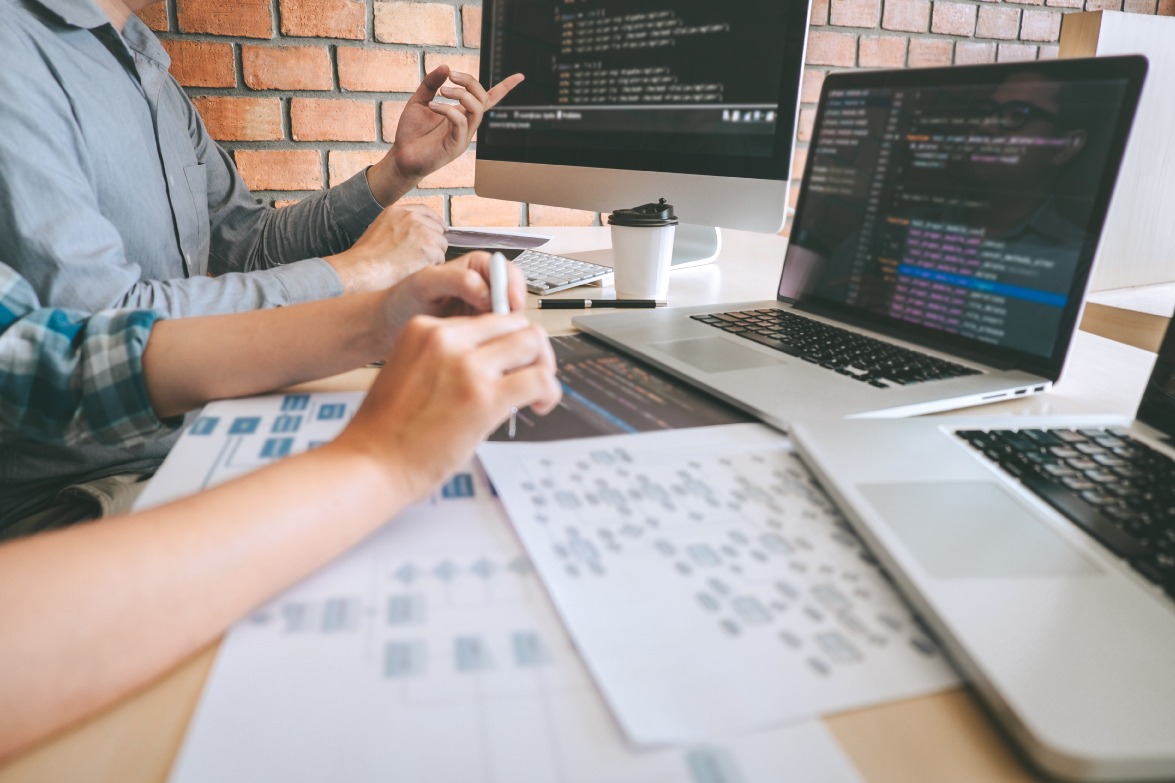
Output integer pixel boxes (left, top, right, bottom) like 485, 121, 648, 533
0, 441, 411, 761
110, 261, 344, 316
142, 291, 386, 419
211, 170, 384, 276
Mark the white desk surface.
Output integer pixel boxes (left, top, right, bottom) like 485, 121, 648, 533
0, 227, 1165, 783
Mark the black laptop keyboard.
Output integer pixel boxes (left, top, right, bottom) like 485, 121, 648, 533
958, 428, 1175, 598
691, 309, 980, 388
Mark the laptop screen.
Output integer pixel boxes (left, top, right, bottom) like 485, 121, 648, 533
779, 58, 1145, 377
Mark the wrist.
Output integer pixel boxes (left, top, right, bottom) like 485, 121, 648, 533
366, 157, 419, 208
324, 432, 426, 508
323, 250, 359, 294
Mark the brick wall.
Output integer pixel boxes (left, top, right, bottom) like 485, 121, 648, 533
143, 0, 1172, 230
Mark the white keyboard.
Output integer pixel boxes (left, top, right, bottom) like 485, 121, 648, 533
514, 249, 613, 294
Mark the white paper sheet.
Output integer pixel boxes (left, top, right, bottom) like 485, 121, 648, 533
149, 395, 863, 783
478, 425, 960, 746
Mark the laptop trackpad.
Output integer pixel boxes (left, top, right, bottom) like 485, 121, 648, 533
652, 337, 784, 373
858, 482, 1098, 579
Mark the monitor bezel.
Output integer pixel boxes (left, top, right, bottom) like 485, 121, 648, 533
476, 0, 810, 182
782, 56, 1149, 379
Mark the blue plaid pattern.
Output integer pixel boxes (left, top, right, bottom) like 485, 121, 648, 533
0, 263, 179, 447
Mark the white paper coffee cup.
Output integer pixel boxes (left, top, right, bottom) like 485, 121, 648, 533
610, 223, 675, 299
607, 199, 679, 300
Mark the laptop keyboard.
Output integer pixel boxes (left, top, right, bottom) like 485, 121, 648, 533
691, 308, 980, 388
958, 427, 1175, 598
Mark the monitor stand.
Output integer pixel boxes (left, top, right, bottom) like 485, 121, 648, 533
670, 224, 722, 269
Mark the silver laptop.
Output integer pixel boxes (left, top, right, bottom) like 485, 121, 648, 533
789, 313, 1175, 781
575, 57, 1147, 431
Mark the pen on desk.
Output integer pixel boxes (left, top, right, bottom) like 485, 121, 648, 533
488, 252, 518, 439
539, 299, 666, 309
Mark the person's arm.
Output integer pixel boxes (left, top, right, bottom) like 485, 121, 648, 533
198, 65, 523, 296
141, 250, 524, 418
0, 308, 561, 762
0, 251, 524, 445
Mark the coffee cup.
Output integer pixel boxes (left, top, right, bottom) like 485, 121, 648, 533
607, 199, 679, 300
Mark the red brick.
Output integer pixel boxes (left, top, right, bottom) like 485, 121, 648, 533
859, 35, 907, 66
450, 196, 521, 227
328, 150, 386, 186
291, 98, 376, 142
375, 2, 457, 46
242, 46, 332, 91
800, 69, 827, 104
419, 150, 475, 188
1082, 0, 1122, 8
1020, 9, 1061, 40
931, 2, 977, 35
1160, 0, 1175, 14
163, 40, 235, 88
462, 5, 482, 48
806, 31, 857, 66
830, 0, 882, 27
528, 205, 597, 227
279, 0, 366, 39
1006, 0, 1045, 5
955, 41, 997, 63
811, 0, 830, 24
193, 97, 283, 141
397, 195, 446, 216
997, 42, 1038, 60
177, 0, 272, 38
1124, 0, 1157, 9
275, 199, 302, 209
1037, 44, 1060, 59
235, 150, 322, 191
908, 37, 954, 66
975, 6, 1020, 38
882, 0, 931, 30
424, 53, 481, 81
797, 108, 816, 142
1046, 0, 1082, 7
136, 5, 168, 31
381, 101, 409, 142
338, 48, 420, 93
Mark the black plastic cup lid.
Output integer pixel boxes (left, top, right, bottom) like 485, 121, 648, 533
608, 198, 679, 227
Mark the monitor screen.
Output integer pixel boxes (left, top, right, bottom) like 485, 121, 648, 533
779, 60, 1144, 374
477, 0, 808, 181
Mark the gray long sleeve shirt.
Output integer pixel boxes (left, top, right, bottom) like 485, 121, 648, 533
0, 0, 385, 525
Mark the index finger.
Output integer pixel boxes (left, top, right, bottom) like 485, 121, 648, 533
486, 73, 525, 109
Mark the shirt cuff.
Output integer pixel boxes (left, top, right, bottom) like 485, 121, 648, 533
79, 310, 183, 448
268, 257, 346, 306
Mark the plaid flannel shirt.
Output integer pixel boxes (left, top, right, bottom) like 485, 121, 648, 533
0, 263, 179, 447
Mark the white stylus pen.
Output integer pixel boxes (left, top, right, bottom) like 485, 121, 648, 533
488, 252, 518, 439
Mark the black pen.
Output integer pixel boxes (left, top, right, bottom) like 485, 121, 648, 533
539, 299, 666, 309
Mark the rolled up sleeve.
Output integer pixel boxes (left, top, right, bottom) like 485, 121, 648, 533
0, 265, 180, 448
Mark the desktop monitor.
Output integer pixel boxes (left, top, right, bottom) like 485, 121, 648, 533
475, 0, 811, 267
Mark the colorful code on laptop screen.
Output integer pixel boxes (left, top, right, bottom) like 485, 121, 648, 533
781, 69, 1132, 362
